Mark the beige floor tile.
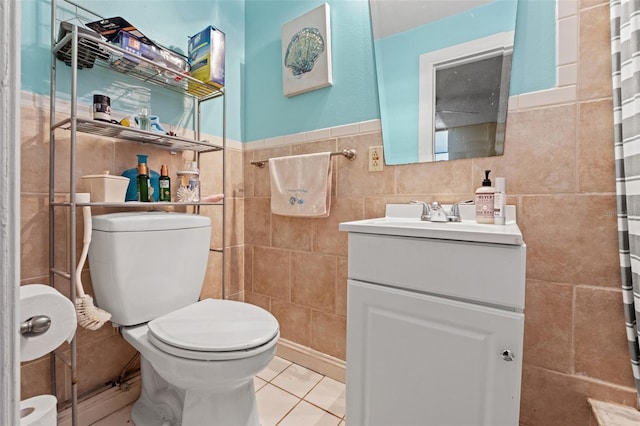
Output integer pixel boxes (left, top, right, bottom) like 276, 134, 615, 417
254, 376, 267, 391
278, 400, 342, 426
90, 403, 132, 425
256, 383, 300, 426
305, 376, 346, 418
88, 359, 343, 426
272, 363, 323, 398
257, 356, 292, 382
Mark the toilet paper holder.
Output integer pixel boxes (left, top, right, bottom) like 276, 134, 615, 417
20, 315, 51, 338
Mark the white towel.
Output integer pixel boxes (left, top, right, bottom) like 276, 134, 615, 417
269, 152, 332, 217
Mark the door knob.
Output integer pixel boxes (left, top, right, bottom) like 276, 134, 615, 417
501, 349, 515, 362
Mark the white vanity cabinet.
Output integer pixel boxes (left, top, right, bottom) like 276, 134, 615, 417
340, 212, 526, 426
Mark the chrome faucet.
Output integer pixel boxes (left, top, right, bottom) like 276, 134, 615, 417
429, 202, 448, 222
410, 200, 449, 222
447, 199, 474, 222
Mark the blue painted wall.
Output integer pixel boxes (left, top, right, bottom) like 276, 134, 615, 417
21, 0, 244, 142
243, 0, 379, 141
21, 0, 556, 144
510, 0, 557, 95
243, 0, 556, 143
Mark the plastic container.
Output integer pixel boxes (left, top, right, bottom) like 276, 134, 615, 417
176, 161, 200, 202
81, 172, 129, 203
493, 177, 506, 225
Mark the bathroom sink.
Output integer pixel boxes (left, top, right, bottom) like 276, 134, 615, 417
339, 204, 523, 245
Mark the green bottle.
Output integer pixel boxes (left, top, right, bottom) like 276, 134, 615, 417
159, 164, 171, 202
137, 163, 150, 202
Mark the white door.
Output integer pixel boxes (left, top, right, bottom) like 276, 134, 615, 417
346, 280, 524, 426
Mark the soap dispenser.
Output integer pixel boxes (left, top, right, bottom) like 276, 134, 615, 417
122, 154, 160, 201
475, 170, 495, 224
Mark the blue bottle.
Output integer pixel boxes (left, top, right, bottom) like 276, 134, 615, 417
122, 154, 160, 201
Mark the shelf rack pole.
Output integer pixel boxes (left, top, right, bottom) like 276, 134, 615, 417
222, 93, 227, 300
198, 93, 226, 299
69, 23, 79, 426
48, 0, 58, 402
50, 2, 79, 424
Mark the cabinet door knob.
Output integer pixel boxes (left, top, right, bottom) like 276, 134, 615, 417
501, 349, 515, 362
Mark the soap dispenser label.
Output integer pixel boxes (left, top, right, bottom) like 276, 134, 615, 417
475, 194, 494, 219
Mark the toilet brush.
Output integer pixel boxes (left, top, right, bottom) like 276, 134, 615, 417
75, 205, 112, 330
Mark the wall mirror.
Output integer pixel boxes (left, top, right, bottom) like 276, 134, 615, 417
369, 0, 518, 164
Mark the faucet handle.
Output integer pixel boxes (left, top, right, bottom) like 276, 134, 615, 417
448, 199, 474, 222
410, 200, 431, 221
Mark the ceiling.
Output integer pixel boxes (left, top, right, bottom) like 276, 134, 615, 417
369, 0, 494, 39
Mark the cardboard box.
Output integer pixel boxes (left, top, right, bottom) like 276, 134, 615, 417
188, 26, 225, 93
86, 17, 188, 82
110, 30, 189, 82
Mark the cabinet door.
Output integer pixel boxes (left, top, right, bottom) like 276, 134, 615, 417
347, 280, 524, 426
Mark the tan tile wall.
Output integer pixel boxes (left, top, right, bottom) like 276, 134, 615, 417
19, 102, 237, 401
243, 2, 638, 425
18, 0, 634, 423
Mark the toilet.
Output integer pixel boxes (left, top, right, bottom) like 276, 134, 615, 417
88, 212, 279, 426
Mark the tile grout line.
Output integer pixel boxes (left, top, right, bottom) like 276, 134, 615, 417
260, 360, 345, 422
274, 398, 305, 426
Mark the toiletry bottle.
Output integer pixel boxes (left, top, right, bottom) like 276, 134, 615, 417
137, 163, 150, 202
122, 154, 160, 201
475, 170, 494, 224
189, 161, 201, 202
493, 177, 506, 225
159, 164, 171, 202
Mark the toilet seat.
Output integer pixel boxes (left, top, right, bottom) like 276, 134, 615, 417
146, 298, 279, 361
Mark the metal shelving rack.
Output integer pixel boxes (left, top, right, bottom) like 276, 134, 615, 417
49, 2, 226, 424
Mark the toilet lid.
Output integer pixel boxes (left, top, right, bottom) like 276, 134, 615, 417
147, 299, 279, 353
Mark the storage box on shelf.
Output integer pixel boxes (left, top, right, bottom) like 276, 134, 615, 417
53, 23, 225, 100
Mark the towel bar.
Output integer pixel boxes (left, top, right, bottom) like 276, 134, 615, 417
250, 148, 357, 168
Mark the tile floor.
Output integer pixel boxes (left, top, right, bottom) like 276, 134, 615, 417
92, 356, 346, 425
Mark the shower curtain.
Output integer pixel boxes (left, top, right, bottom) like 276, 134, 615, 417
611, 0, 640, 407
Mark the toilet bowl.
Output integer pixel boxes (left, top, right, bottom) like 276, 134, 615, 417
122, 298, 279, 426
87, 212, 281, 426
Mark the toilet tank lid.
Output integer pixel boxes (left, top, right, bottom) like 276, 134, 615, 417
92, 212, 211, 232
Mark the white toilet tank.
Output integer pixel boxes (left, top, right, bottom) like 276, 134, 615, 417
88, 212, 211, 326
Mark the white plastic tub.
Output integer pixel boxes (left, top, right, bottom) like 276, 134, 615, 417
81, 172, 129, 203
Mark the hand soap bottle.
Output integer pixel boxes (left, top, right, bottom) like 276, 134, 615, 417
475, 170, 495, 224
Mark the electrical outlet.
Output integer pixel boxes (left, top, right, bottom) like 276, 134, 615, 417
369, 145, 384, 172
